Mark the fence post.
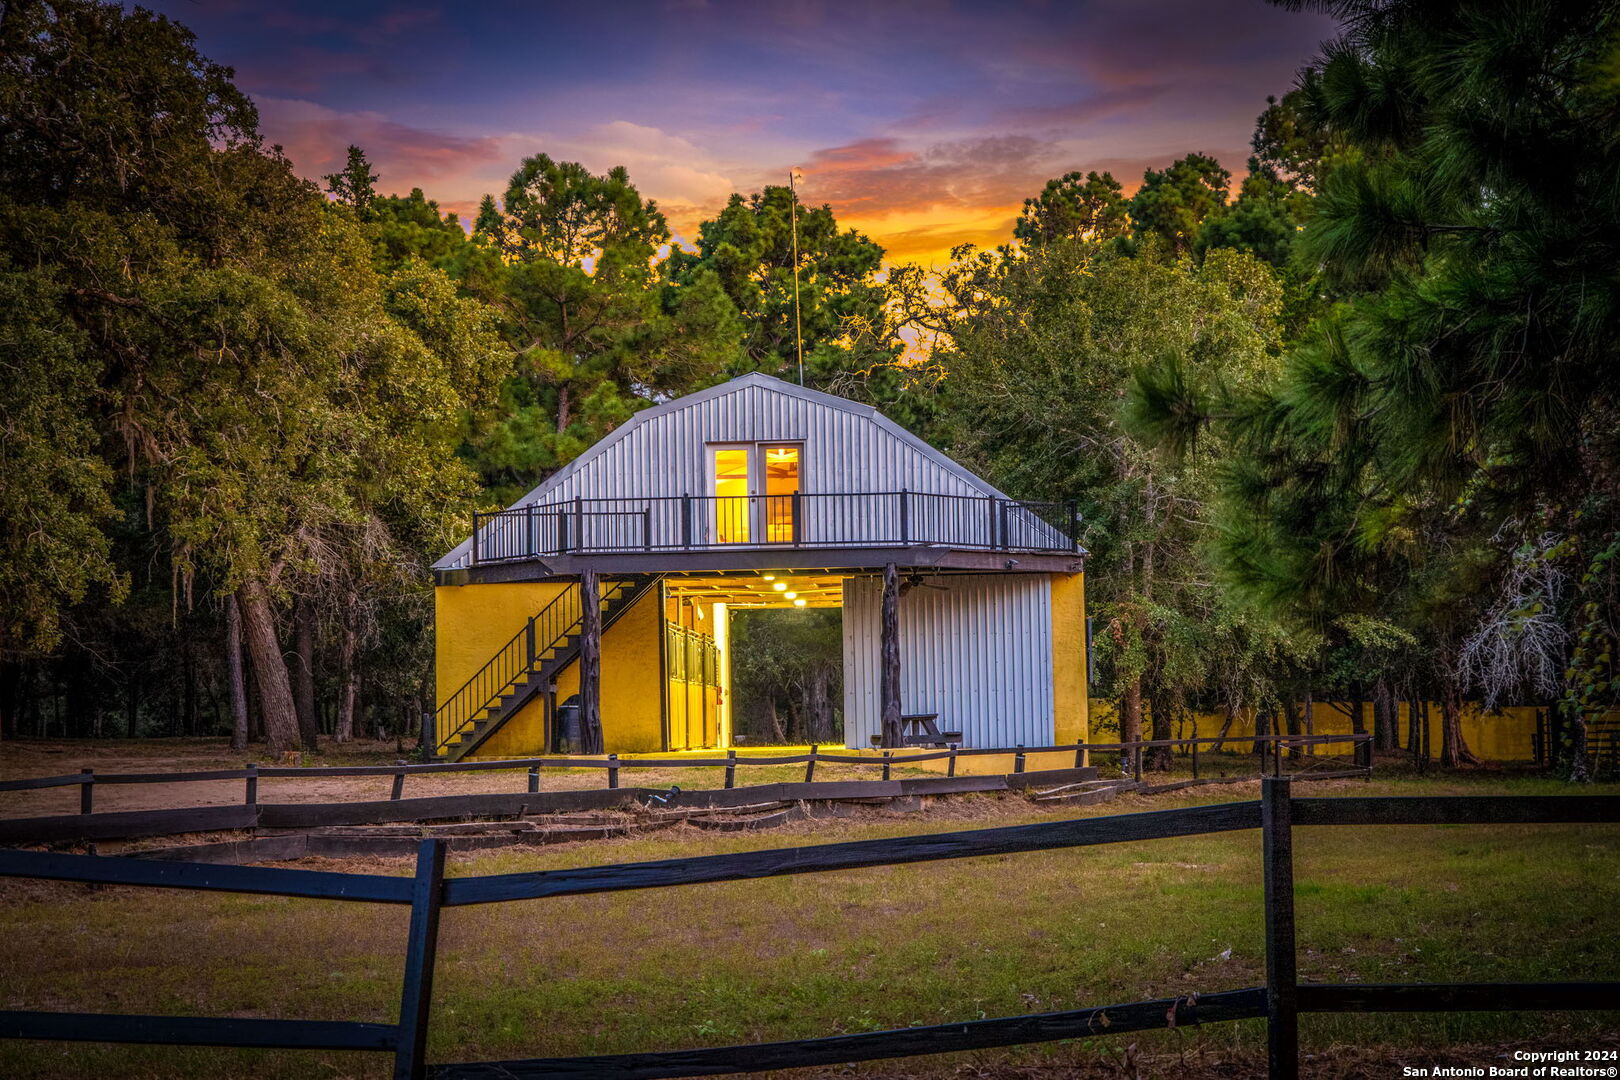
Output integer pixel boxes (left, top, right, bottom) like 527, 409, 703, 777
681, 493, 693, 548
1261, 777, 1299, 1080
899, 488, 911, 544
1013, 745, 1026, 774
1132, 744, 1143, 784
526, 503, 537, 557
881, 751, 892, 781
391, 764, 407, 801
805, 745, 818, 783
1074, 741, 1086, 769
725, 750, 737, 790
1068, 499, 1080, 552
245, 763, 258, 806
607, 754, 620, 789
79, 768, 94, 815
528, 765, 540, 793
420, 710, 435, 764
393, 838, 446, 1080
947, 746, 958, 777
1192, 737, 1200, 781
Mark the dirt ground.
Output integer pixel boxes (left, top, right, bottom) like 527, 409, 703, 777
0, 737, 941, 818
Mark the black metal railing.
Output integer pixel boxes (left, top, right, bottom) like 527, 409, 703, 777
468, 491, 1082, 564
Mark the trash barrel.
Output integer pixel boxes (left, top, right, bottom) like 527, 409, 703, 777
554, 694, 583, 754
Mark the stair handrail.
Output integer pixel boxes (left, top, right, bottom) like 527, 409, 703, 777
433, 578, 645, 756
434, 587, 581, 755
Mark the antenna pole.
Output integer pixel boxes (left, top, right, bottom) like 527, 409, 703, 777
789, 170, 805, 386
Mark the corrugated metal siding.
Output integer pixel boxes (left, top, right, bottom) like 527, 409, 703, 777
842, 574, 1054, 749
543, 382, 988, 504
439, 373, 1074, 570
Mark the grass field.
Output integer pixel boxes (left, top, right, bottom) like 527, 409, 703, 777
0, 745, 1616, 1079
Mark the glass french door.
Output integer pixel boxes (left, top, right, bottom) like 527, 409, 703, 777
709, 443, 801, 544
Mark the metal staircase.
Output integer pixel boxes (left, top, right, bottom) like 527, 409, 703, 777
433, 574, 661, 761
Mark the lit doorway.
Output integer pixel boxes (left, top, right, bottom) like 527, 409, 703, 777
708, 443, 802, 544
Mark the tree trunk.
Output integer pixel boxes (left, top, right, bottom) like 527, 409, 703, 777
1568, 705, 1590, 783
225, 595, 249, 752
292, 596, 320, 750
1372, 680, 1393, 750
236, 580, 302, 753
1209, 701, 1238, 753
1119, 677, 1144, 743
1407, 694, 1422, 765
1302, 687, 1315, 756
1146, 691, 1172, 771
1251, 705, 1270, 756
1282, 697, 1302, 759
880, 563, 902, 749
335, 606, 358, 743
1438, 675, 1479, 768
579, 569, 603, 755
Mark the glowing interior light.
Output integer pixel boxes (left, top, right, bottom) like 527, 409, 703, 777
763, 574, 775, 580
773, 582, 787, 591
793, 598, 807, 607
784, 591, 797, 600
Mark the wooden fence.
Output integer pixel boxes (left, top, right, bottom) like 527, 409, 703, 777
1, 778, 1615, 1079
0, 732, 1372, 813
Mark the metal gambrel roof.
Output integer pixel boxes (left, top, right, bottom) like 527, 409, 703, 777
434, 372, 1023, 571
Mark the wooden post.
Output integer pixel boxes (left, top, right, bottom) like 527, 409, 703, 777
880, 563, 901, 749
527, 766, 540, 793
881, 751, 892, 781
79, 769, 93, 815
1013, 746, 1026, 774
394, 838, 446, 1080
607, 753, 620, 789
1132, 744, 1143, 783
245, 763, 258, 806
1074, 741, 1085, 769
1192, 737, 1200, 780
947, 746, 958, 777
725, 750, 737, 789
1261, 777, 1299, 1080
391, 765, 406, 801
681, 493, 694, 548
899, 488, 911, 544
580, 569, 602, 755
805, 745, 817, 783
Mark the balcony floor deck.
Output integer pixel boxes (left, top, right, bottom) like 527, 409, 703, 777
437, 544, 1085, 585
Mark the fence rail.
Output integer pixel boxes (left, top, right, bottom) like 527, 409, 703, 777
0, 733, 1372, 813
1, 781, 1616, 1079
469, 491, 1083, 563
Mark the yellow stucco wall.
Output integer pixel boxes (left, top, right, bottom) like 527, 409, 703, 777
436, 581, 668, 759
1050, 571, 1088, 747
1088, 699, 1544, 761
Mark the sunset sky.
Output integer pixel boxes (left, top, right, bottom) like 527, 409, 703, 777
146, 0, 1338, 265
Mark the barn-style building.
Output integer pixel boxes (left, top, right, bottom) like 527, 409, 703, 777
431, 373, 1089, 760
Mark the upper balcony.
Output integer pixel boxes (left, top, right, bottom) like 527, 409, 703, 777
462, 491, 1084, 576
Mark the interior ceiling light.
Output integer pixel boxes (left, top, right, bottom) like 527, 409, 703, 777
762, 574, 775, 581
793, 598, 807, 607
784, 591, 797, 599
773, 582, 787, 591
